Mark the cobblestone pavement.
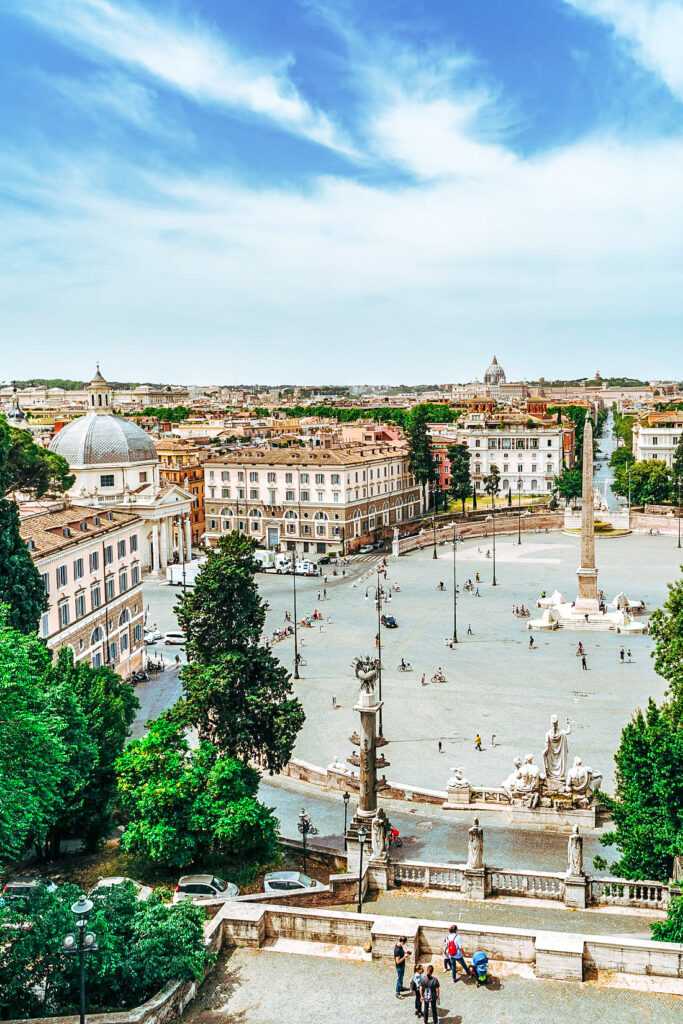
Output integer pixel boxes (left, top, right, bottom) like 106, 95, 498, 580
183, 946, 682, 1024
340, 891, 662, 938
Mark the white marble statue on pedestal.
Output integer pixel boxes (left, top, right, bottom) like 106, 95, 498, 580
566, 756, 602, 807
567, 825, 584, 876
502, 757, 523, 800
467, 818, 484, 870
543, 715, 571, 788
448, 766, 470, 789
371, 807, 389, 858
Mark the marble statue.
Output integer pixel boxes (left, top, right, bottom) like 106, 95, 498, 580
354, 656, 379, 694
566, 757, 602, 807
518, 754, 541, 808
567, 825, 584, 876
448, 766, 470, 789
543, 715, 571, 786
371, 807, 389, 857
467, 818, 484, 870
502, 757, 523, 799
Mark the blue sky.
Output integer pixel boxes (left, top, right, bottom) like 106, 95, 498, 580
1, 0, 682, 385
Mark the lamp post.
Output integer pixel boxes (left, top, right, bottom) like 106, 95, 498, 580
375, 569, 384, 737
451, 524, 458, 644
517, 477, 523, 545
357, 825, 368, 913
292, 558, 300, 680
63, 895, 97, 1024
432, 500, 438, 559
297, 808, 317, 874
343, 790, 350, 850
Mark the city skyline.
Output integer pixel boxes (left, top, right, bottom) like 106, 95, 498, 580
2, 0, 683, 384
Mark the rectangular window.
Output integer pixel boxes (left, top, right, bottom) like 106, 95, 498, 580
73, 558, 84, 580
221, 487, 230, 499
75, 593, 86, 618
315, 473, 324, 484
317, 491, 324, 502
209, 518, 217, 529
285, 489, 295, 501
237, 471, 245, 481
249, 488, 258, 499
518, 464, 523, 473
100, 474, 115, 488
300, 473, 309, 483
285, 472, 293, 483
58, 601, 70, 628
131, 565, 140, 586
331, 473, 340, 484
117, 539, 126, 557
333, 492, 340, 503
249, 471, 258, 482
221, 471, 230, 481
130, 534, 138, 552
92, 652, 102, 669
121, 632, 129, 652
300, 490, 310, 501
108, 641, 118, 663
134, 624, 142, 643
139, 471, 147, 483
57, 564, 68, 588
40, 612, 49, 638
267, 472, 276, 483
104, 545, 113, 566
119, 570, 128, 592
91, 585, 102, 609
41, 572, 50, 594
105, 577, 115, 601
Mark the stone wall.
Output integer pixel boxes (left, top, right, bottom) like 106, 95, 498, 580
397, 511, 564, 555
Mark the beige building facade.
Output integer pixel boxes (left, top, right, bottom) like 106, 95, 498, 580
203, 444, 422, 555
20, 505, 145, 675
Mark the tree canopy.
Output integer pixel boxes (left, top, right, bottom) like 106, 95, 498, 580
406, 405, 437, 507
116, 716, 279, 868
553, 466, 582, 503
612, 459, 672, 506
446, 443, 472, 511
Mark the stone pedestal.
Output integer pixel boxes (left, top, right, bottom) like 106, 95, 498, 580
462, 868, 488, 901
535, 932, 585, 981
443, 785, 471, 808
564, 874, 588, 909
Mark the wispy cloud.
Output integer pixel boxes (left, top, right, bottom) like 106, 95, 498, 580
565, 0, 683, 101
18, 0, 355, 154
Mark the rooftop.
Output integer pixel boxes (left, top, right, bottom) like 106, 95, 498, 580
19, 505, 141, 558
205, 443, 408, 468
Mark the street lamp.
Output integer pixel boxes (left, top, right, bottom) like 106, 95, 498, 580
63, 895, 97, 1024
432, 503, 438, 559
343, 791, 350, 850
292, 558, 300, 680
451, 525, 458, 645
357, 825, 368, 913
517, 477, 523, 545
487, 512, 498, 586
297, 808, 317, 873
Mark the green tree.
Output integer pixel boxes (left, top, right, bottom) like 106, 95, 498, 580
649, 573, 683, 719
553, 467, 582, 503
601, 699, 683, 882
652, 896, 683, 943
483, 464, 501, 508
446, 443, 472, 511
175, 533, 304, 771
116, 716, 279, 868
609, 446, 635, 473
612, 460, 672, 506
672, 435, 683, 485
406, 405, 437, 508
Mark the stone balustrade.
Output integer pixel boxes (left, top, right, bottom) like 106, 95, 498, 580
393, 859, 464, 890
489, 868, 565, 901
590, 877, 673, 911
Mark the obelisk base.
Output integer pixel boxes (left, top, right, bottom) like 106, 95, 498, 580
575, 567, 599, 612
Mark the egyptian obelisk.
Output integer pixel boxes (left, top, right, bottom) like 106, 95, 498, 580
575, 416, 599, 612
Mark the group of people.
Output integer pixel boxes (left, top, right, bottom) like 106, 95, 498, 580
394, 926, 472, 1020
513, 604, 531, 617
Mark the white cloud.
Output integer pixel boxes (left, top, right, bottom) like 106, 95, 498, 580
565, 0, 683, 100
20, 0, 354, 154
2, 131, 682, 382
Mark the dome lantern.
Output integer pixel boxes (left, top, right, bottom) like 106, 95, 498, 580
88, 363, 113, 412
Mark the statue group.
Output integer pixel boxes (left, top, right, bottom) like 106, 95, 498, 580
502, 714, 602, 809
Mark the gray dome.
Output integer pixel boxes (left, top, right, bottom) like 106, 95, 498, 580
49, 413, 156, 466
484, 355, 506, 386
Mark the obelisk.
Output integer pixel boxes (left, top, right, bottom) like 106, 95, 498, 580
576, 416, 599, 612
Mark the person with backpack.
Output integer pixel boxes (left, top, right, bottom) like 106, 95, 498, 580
419, 964, 440, 1022
410, 963, 425, 1017
443, 924, 469, 982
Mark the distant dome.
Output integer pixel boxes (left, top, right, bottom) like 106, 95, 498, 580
49, 413, 156, 466
484, 355, 506, 386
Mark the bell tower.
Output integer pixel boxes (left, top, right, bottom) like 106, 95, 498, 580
87, 364, 113, 413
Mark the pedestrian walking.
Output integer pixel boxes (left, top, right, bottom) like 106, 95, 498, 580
410, 964, 425, 1017
438, 740, 443, 754
420, 672, 427, 686
323, 587, 327, 599
475, 587, 481, 597
619, 647, 625, 663
394, 936, 410, 998
529, 635, 535, 649
467, 624, 473, 635
491, 733, 496, 747
581, 654, 587, 671
332, 695, 337, 709
443, 924, 469, 983
474, 733, 482, 751
419, 965, 439, 1022
627, 648, 632, 662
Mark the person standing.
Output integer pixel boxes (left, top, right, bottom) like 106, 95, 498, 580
444, 925, 469, 982
619, 646, 625, 663
394, 936, 409, 997
467, 624, 473, 635
529, 635, 535, 649
419, 964, 439, 1022
474, 733, 482, 751
581, 654, 587, 671
410, 964, 425, 1017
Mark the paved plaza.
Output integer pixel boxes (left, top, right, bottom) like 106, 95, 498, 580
184, 946, 682, 1024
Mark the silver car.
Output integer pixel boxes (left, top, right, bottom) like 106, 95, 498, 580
263, 871, 325, 893
172, 874, 239, 903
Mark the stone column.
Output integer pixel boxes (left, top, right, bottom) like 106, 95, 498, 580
576, 417, 599, 610
176, 518, 184, 565
184, 515, 193, 561
151, 524, 160, 574
159, 519, 168, 570
346, 662, 385, 874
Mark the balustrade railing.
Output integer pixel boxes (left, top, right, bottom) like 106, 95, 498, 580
469, 787, 509, 804
489, 868, 565, 900
393, 861, 464, 891
590, 878, 671, 910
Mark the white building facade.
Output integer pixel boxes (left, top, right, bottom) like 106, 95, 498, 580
633, 415, 683, 468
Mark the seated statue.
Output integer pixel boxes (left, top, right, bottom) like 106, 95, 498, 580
502, 757, 523, 800
518, 754, 541, 808
448, 766, 470, 789
566, 756, 602, 807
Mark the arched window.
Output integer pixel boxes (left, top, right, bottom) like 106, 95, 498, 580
249, 508, 262, 517
118, 608, 130, 627
220, 507, 232, 517
313, 511, 328, 521
284, 510, 298, 520
90, 626, 104, 645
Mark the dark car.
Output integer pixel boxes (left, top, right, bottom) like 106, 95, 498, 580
381, 615, 398, 628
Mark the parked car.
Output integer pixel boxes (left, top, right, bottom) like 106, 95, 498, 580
144, 629, 162, 645
263, 871, 325, 894
172, 874, 239, 903
163, 631, 186, 646
1, 877, 58, 904
359, 544, 374, 554
381, 614, 398, 628
89, 877, 153, 902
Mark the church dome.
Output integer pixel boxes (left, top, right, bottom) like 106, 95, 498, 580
49, 413, 157, 466
484, 355, 506, 386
